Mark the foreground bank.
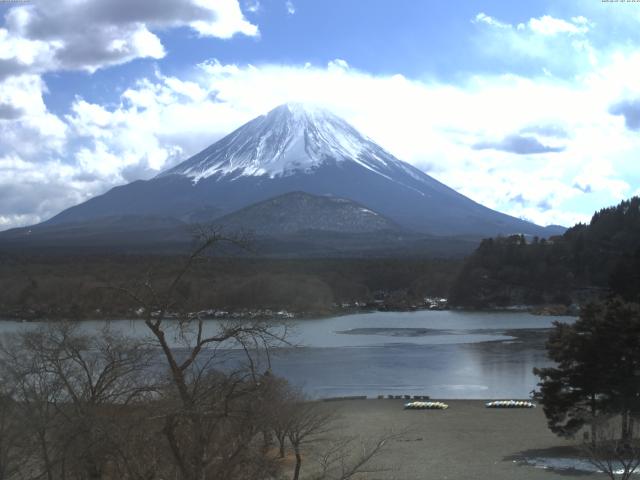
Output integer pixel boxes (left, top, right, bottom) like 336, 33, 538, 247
322, 399, 598, 480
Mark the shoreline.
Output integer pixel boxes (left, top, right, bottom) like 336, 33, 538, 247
0, 303, 577, 323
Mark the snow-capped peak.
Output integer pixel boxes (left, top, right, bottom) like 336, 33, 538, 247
159, 103, 420, 183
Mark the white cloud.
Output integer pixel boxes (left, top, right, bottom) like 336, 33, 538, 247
472, 12, 597, 74
473, 12, 591, 36
327, 58, 349, 71
286, 1, 296, 15
528, 15, 590, 36
0, 154, 87, 230
244, 1, 261, 14
472, 13, 510, 29
573, 160, 630, 201
190, 0, 258, 38
0, 74, 67, 158
0, 0, 258, 79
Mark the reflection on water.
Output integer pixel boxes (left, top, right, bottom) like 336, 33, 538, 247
0, 310, 570, 399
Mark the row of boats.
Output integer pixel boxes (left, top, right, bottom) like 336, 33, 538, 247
404, 401, 449, 410
485, 400, 536, 408
404, 400, 536, 410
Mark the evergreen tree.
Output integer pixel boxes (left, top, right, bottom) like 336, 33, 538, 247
534, 299, 640, 443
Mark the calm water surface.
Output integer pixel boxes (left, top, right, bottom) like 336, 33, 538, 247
0, 310, 571, 399
273, 310, 567, 399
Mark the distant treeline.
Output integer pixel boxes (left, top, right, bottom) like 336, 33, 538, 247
450, 197, 640, 308
0, 255, 461, 319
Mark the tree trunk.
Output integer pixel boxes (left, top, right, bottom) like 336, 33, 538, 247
262, 430, 271, 450
163, 416, 190, 480
590, 394, 597, 448
276, 433, 286, 458
621, 409, 630, 447
38, 429, 55, 480
292, 446, 302, 480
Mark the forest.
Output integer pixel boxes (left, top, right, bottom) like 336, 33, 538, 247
0, 254, 460, 320
450, 197, 640, 308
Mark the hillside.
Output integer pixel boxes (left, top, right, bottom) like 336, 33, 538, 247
214, 191, 400, 235
449, 197, 640, 308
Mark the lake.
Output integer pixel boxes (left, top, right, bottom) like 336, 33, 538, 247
0, 310, 570, 399
273, 310, 567, 399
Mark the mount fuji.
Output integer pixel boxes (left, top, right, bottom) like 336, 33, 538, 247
1, 103, 563, 254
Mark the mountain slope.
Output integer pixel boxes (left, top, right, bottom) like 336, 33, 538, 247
0, 215, 191, 252
0, 198, 479, 258
9, 103, 561, 248
214, 191, 400, 235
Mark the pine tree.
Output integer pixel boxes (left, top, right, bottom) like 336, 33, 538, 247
534, 299, 640, 443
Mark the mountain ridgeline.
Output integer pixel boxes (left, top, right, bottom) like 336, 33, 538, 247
449, 197, 640, 307
0, 103, 562, 256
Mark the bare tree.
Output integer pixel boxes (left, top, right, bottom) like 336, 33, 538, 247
258, 375, 296, 459
0, 381, 22, 480
112, 228, 290, 480
0, 228, 398, 480
285, 400, 336, 480
0, 334, 63, 480
310, 433, 399, 480
0, 323, 156, 480
583, 418, 640, 480
108, 408, 169, 480
280, 395, 400, 480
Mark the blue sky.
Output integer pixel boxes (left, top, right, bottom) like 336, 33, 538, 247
1, 0, 640, 230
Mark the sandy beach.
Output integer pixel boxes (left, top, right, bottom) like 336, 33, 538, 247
317, 399, 600, 480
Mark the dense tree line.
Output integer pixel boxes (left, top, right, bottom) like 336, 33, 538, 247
450, 197, 640, 308
0, 255, 460, 320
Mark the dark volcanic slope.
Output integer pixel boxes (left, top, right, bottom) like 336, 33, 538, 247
215, 191, 400, 235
